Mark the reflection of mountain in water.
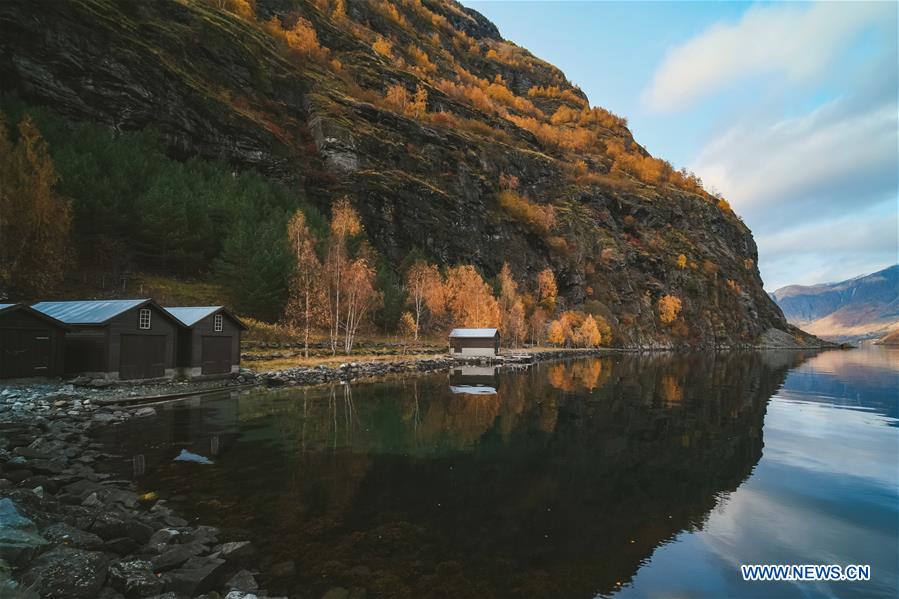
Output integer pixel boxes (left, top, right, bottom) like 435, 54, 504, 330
779, 346, 899, 425
97, 351, 816, 598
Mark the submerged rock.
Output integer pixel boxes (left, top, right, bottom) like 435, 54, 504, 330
226, 569, 259, 593
174, 449, 214, 465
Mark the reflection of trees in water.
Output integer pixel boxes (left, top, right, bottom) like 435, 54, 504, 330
101, 351, 818, 598
263, 352, 811, 598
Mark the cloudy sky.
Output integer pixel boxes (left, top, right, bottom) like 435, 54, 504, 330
463, 0, 898, 291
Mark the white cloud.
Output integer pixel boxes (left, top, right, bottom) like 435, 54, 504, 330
643, 1, 893, 112
692, 98, 898, 225
756, 205, 898, 290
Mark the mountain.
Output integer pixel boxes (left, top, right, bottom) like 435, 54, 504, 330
772, 265, 899, 342
0, 0, 818, 348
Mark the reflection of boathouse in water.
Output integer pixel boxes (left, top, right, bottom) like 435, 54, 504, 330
449, 365, 499, 395
96, 391, 242, 478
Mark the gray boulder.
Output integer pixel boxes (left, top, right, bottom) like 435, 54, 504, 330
21, 547, 109, 598
108, 559, 164, 597
165, 555, 227, 596
41, 522, 104, 550
0, 498, 48, 565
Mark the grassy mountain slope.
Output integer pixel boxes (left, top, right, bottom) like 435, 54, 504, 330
773, 265, 899, 342
0, 0, 813, 347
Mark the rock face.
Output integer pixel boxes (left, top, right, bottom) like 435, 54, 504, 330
0, 0, 808, 347
772, 265, 899, 341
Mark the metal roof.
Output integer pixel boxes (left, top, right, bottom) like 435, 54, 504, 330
31, 299, 150, 324
449, 328, 499, 338
164, 306, 222, 327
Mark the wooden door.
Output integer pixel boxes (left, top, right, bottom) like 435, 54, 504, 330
0, 328, 51, 378
120, 334, 166, 379
201, 336, 231, 374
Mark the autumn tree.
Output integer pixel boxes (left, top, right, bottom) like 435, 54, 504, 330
404, 261, 442, 340
372, 35, 393, 58
0, 113, 72, 296
411, 85, 428, 119
444, 265, 500, 328
278, 17, 329, 62
528, 307, 548, 346
325, 197, 364, 354
284, 210, 322, 357
676, 254, 687, 269
574, 314, 601, 347
331, 0, 346, 21
547, 320, 566, 346
423, 272, 448, 321
498, 263, 525, 347
536, 268, 558, 313
384, 84, 410, 113
658, 294, 682, 324
398, 311, 416, 354
342, 253, 381, 353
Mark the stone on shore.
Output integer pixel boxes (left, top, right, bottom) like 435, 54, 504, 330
108, 558, 164, 597
0, 497, 49, 565
42, 522, 104, 550
21, 547, 109, 598
164, 555, 228, 596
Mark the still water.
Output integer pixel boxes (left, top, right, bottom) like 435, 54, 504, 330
98, 347, 899, 598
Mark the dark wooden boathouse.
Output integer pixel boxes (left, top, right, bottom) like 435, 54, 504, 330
31, 299, 180, 380
0, 303, 68, 379
164, 306, 246, 379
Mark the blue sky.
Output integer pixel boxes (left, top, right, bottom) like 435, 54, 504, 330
463, 0, 898, 290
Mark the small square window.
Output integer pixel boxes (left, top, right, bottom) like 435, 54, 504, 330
214, 314, 223, 332
138, 308, 151, 330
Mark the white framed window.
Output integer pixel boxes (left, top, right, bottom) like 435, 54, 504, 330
138, 308, 151, 330
214, 314, 223, 332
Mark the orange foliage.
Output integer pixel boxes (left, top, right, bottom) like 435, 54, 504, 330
384, 83, 410, 112
546, 311, 601, 347
332, 0, 346, 20
444, 265, 500, 328
574, 314, 602, 347
658, 295, 682, 324
407, 44, 437, 74
375, 2, 409, 27
605, 139, 706, 194
744, 258, 755, 270
536, 268, 558, 313
676, 254, 687, 269
545, 236, 569, 255
507, 114, 597, 151
527, 85, 588, 108
265, 16, 330, 63
497, 191, 555, 235
372, 36, 393, 58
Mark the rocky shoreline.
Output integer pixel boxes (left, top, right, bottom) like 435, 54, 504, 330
0, 348, 613, 598
0, 390, 265, 598
250, 348, 612, 388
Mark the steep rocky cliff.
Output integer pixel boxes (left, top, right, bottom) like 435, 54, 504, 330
0, 0, 814, 347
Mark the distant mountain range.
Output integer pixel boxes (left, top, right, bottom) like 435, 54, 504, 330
771, 265, 899, 342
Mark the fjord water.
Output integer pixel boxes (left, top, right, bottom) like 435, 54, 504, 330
98, 347, 898, 598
